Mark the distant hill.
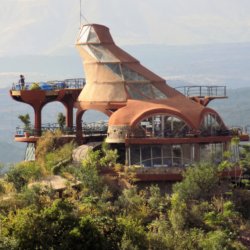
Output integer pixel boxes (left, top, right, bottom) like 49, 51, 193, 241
124, 43, 250, 89
1, 42, 250, 88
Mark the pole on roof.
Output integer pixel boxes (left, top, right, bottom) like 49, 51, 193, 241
79, 0, 89, 27
80, 0, 82, 27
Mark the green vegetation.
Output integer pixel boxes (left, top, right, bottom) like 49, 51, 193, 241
18, 113, 31, 131
0, 134, 249, 249
29, 82, 41, 90
57, 112, 66, 130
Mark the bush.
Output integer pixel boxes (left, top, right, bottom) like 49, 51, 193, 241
29, 82, 40, 90
6, 162, 42, 192
173, 163, 219, 201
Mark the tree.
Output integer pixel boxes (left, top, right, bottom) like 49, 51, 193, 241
57, 112, 66, 130
173, 163, 219, 201
18, 114, 31, 131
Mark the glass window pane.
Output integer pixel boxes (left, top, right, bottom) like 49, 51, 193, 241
126, 84, 146, 100
200, 144, 212, 162
105, 63, 122, 77
162, 145, 172, 166
122, 66, 146, 81
182, 144, 192, 165
172, 145, 182, 166
141, 146, 152, 167
126, 82, 167, 100
200, 113, 224, 136
152, 145, 162, 166
151, 85, 168, 99
139, 83, 155, 98
130, 146, 141, 165
78, 26, 90, 43
89, 45, 119, 62
87, 27, 100, 43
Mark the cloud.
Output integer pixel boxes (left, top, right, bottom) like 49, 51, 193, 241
1, 0, 250, 56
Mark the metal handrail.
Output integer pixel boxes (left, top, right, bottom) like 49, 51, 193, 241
15, 121, 108, 137
175, 85, 227, 98
12, 78, 86, 91
132, 156, 193, 168
127, 128, 231, 138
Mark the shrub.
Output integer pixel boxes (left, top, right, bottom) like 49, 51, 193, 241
6, 162, 42, 192
29, 82, 40, 90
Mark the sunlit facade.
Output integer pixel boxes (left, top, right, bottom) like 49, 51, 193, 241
74, 23, 242, 170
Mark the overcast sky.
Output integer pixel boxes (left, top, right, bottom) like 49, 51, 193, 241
1, 0, 250, 57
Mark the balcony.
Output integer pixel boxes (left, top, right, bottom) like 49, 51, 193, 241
175, 85, 227, 106
11, 78, 85, 92
175, 85, 227, 98
15, 121, 108, 142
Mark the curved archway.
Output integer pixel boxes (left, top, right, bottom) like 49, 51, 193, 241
130, 108, 196, 130
130, 112, 192, 138
76, 109, 109, 144
42, 101, 68, 133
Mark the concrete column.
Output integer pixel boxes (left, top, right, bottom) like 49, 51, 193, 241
34, 105, 42, 136
65, 103, 73, 128
76, 109, 85, 144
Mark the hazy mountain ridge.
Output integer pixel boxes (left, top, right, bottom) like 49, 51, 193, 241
1, 42, 250, 88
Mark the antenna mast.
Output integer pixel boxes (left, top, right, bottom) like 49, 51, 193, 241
80, 0, 82, 27
79, 0, 88, 27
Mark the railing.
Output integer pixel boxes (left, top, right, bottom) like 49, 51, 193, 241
132, 156, 193, 168
127, 127, 232, 139
12, 78, 86, 91
175, 85, 227, 98
15, 121, 108, 137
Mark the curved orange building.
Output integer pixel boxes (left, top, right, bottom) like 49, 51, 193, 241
10, 23, 248, 179
75, 23, 246, 170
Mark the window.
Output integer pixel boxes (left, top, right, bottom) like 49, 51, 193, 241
138, 114, 190, 138
87, 27, 100, 43
126, 82, 167, 100
122, 66, 146, 81
105, 63, 123, 78
88, 44, 119, 62
200, 113, 224, 136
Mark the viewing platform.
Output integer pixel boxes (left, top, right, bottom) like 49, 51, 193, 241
14, 121, 108, 143
175, 85, 227, 106
10, 78, 85, 137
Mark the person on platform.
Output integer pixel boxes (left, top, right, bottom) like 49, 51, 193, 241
19, 75, 25, 90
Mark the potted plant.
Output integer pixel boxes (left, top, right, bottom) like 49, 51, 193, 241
18, 114, 31, 137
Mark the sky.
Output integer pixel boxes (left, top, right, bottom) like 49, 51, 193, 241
1, 0, 250, 57
1, 0, 250, 88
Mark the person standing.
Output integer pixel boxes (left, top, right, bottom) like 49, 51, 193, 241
19, 75, 25, 90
